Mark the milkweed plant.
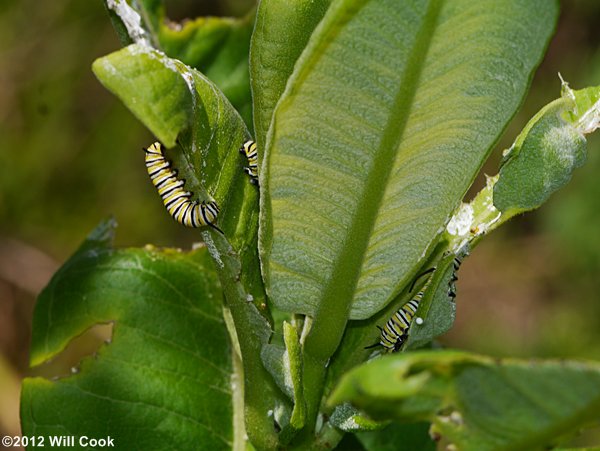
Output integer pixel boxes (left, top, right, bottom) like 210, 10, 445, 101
20, 1, 600, 450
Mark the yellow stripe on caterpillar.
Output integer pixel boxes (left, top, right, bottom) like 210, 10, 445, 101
144, 142, 223, 233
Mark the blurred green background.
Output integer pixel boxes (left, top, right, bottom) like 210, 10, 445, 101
0, 0, 599, 448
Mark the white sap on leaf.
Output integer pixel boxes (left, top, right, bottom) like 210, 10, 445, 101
106, 0, 150, 47
338, 415, 360, 431
545, 126, 581, 176
446, 203, 474, 237
450, 410, 464, 425
180, 70, 196, 97
577, 98, 600, 135
329, 404, 370, 431
127, 44, 199, 101
560, 73, 600, 135
203, 233, 224, 269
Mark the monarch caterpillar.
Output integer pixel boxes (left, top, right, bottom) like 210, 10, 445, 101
365, 271, 434, 353
366, 254, 464, 353
239, 140, 258, 184
144, 142, 223, 233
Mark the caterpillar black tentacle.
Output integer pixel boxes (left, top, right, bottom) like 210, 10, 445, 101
240, 140, 259, 184
447, 254, 464, 300
144, 142, 223, 234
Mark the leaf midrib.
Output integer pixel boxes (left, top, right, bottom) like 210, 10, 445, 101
305, 0, 444, 361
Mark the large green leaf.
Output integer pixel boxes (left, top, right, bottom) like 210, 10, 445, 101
330, 350, 600, 451
21, 220, 234, 449
260, 0, 559, 323
250, 0, 331, 151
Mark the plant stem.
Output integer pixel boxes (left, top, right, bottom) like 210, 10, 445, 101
205, 231, 279, 450
231, 344, 247, 451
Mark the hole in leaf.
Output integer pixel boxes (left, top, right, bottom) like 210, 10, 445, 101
28, 322, 114, 380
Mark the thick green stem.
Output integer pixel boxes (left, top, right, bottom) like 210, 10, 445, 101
206, 231, 279, 450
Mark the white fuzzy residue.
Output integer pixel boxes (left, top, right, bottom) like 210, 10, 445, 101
180, 70, 196, 96
127, 44, 198, 104
203, 233, 224, 269
446, 203, 474, 236
338, 416, 360, 431
245, 294, 254, 303
450, 411, 464, 425
106, 0, 150, 46
577, 97, 600, 135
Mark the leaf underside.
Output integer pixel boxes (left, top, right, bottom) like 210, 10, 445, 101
260, 0, 559, 320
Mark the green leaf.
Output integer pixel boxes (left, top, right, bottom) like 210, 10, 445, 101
260, 0, 559, 325
103, 0, 254, 124
493, 81, 600, 215
92, 44, 193, 148
21, 220, 234, 449
94, 43, 280, 448
356, 422, 436, 451
329, 350, 600, 451
158, 15, 255, 125
103, 0, 154, 47
250, 0, 331, 151
329, 403, 386, 432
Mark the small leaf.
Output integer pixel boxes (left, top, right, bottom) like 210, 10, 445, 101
330, 350, 600, 451
492, 83, 600, 214
329, 403, 386, 432
103, 0, 254, 125
158, 15, 255, 124
21, 221, 233, 449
